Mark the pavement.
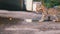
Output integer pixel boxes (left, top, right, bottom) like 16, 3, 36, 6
0, 11, 60, 34
0, 10, 41, 19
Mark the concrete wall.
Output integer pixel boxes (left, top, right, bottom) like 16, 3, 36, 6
25, 0, 33, 11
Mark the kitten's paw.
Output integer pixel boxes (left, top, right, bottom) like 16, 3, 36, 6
39, 20, 44, 22
52, 20, 59, 22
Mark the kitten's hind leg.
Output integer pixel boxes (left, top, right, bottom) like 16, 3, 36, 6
52, 15, 58, 22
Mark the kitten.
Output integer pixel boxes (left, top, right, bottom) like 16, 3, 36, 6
36, 4, 47, 22
48, 8, 60, 22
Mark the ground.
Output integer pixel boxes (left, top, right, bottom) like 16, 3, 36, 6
0, 11, 60, 34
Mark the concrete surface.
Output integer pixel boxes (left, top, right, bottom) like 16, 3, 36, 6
0, 11, 60, 34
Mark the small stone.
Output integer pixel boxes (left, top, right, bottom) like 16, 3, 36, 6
24, 19, 32, 22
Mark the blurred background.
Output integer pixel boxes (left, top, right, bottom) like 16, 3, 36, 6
0, 0, 60, 11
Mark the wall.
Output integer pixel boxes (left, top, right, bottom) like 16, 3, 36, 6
25, 0, 33, 11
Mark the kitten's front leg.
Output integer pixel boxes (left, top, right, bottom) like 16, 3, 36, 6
39, 14, 46, 22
